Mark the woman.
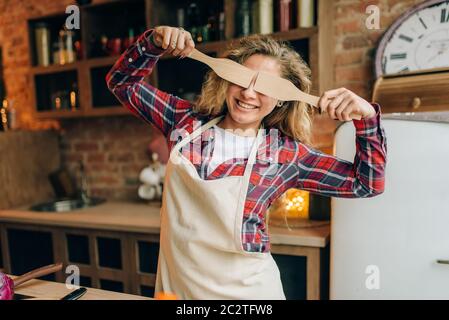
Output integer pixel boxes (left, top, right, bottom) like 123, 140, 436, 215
106, 26, 387, 299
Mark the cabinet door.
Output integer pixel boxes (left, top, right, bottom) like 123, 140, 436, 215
272, 254, 307, 300
136, 240, 159, 298
7, 228, 55, 281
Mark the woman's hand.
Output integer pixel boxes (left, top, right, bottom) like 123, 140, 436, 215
152, 26, 195, 58
318, 87, 376, 121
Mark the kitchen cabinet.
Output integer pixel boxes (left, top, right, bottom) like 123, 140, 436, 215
0, 201, 329, 299
1, 223, 160, 297
7, 228, 55, 281
27, 0, 334, 119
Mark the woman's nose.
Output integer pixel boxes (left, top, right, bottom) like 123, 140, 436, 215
241, 74, 258, 98
241, 85, 257, 99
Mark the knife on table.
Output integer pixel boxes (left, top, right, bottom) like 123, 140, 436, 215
61, 287, 87, 300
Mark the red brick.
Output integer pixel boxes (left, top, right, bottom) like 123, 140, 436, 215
342, 35, 370, 50
108, 152, 135, 163
335, 50, 365, 66
336, 19, 362, 36
335, 65, 371, 82
121, 164, 145, 174
87, 153, 105, 163
74, 142, 99, 152
64, 153, 84, 163
94, 176, 121, 186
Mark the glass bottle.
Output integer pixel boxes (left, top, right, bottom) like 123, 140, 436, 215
0, 99, 18, 131
6, 100, 17, 130
235, 0, 252, 37
35, 22, 51, 66
58, 30, 67, 64
66, 29, 76, 63
0, 99, 8, 131
187, 3, 203, 43
70, 82, 78, 111
218, 12, 226, 40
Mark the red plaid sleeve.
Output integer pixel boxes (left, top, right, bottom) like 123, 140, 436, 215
296, 103, 387, 197
105, 29, 193, 136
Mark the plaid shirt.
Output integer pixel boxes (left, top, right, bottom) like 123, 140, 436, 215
106, 30, 387, 253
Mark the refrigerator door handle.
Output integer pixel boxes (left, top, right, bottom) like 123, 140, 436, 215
436, 259, 449, 265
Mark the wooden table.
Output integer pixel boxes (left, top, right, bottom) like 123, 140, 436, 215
9, 275, 150, 300
0, 201, 330, 300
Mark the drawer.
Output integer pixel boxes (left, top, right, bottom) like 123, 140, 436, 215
372, 68, 449, 113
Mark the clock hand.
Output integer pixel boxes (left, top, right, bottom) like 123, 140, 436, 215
427, 51, 442, 63
427, 48, 447, 63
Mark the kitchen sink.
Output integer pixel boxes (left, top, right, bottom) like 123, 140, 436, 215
29, 197, 106, 212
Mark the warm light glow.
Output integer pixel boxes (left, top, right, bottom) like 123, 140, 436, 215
70, 91, 76, 110
55, 97, 61, 110
1, 99, 7, 127
268, 188, 310, 227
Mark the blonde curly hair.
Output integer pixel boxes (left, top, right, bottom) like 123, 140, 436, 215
193, 34, 315, 146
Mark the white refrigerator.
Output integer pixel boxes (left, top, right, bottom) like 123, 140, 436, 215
330, 112, 449, 299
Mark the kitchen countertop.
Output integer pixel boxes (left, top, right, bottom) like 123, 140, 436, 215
9, 275, 151, 300
0, 201, 329, 248
383, 111, 449, 123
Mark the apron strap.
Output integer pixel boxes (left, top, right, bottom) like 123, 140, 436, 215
172, 116, 223, 153
173, 115, 264, 179
243, 123, 264, 179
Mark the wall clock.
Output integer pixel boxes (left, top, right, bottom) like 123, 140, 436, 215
375, 0, 449, 78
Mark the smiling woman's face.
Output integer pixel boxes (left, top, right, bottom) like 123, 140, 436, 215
224, 54, 281, 131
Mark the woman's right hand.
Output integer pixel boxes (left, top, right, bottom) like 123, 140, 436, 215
152, 26, 195, 58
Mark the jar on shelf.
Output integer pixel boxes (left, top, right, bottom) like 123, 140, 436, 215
51, 90, 70, 110
35, 22, 51, 66
69, 82, 78, 111
56, 29, 76, 65
0, 99, 18, 130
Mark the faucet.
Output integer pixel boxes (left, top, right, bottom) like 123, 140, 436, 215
78, 160, 90, 203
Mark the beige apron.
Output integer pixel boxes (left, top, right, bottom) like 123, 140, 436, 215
154, 116, 285, 300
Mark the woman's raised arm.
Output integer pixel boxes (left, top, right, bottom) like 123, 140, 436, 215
295, 103, 387, 198
106, 27, 195, 137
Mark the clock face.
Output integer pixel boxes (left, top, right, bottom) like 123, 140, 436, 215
376, 0, 449, 77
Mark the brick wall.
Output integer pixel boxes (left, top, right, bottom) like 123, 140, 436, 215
0, 0, 155, 201
333, 0, 422, 98
59, 115, 156, 201
311, 0, 423, 152
0, 0, 421, 200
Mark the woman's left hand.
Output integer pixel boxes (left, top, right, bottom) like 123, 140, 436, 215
318, 87, 376, 121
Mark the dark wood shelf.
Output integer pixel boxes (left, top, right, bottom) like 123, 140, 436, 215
31, 56, 120, 75
34, 106, 128, 119
82, 107, 129, 117
28, 0, 332, 120
160, 27, 318, 60
34, 109, 83, 119
30, 61, 79, 75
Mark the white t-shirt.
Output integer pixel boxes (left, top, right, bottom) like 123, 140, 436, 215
207, 125, 256, 176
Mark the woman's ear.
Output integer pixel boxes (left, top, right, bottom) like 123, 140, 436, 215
276, 100, 284, 108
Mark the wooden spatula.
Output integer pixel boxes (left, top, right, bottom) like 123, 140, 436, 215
187, 49, 362, 120
254, 70, 320, 107
188, 49, 256, 89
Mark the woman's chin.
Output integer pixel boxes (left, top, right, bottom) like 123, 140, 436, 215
229, 108, 260, 124
230, 113, 257, 126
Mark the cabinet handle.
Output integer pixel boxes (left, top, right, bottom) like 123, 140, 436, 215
412, 97, 421, 109
436, 259, 449, 265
